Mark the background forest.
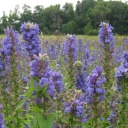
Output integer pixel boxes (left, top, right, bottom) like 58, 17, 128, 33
0, 0, 128, 35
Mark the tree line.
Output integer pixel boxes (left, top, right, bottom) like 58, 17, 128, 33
0, 0, 128, 35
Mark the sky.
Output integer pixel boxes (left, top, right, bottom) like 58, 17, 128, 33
0, 0, 127, 17
0, 0, 82, 17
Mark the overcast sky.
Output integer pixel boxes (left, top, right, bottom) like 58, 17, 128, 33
0, 0, 82, 17
0, 0, 127, 17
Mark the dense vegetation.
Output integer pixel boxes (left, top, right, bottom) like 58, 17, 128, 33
0, 21, 128, 128
0, 0, 128, 35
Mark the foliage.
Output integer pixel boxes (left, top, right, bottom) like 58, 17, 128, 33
0, 0, 128, 35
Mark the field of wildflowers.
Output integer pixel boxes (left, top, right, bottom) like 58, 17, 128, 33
0, 22, 128, 128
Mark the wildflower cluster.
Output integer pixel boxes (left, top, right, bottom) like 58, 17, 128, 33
115, 51, 128, 126
86, 66, 106, 103
52, 71, 65, 93
64, 34, 78, 62
63, 34, 78, 88
30, 53, 56, 98
116, 51, 128, 79
99, 22, 114, 44
0, 105, 6, 128
0, 27, 21, 127
63, 89, 86, 124
74, 61, 87, 93
0, 54, 5, 77
20, 22, 41, 59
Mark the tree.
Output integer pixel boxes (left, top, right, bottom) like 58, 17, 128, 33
20, 4, 33, 23
8, 5, 20, 31
62, 20, 76, 34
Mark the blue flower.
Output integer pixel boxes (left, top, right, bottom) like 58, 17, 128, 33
63, 89, 86, 123
21, 22, 41, 59
99, 22, 114, 44
116, 51, 128, 79
86, 66, 106, 103
64, 34, 78, 62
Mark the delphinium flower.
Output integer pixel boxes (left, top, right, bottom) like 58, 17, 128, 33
52, 71, 65, 93
29, 53, 66, 127
86, 66, 106, 127
30, 53, 50, 79
115, 51, 128, 81
115, 51, 128, 126
0, 105, 6, 128
62, 89, 87, 127
63, 34, 78, 88
98, 22, 115, 116
30, 53, 56, 99
98, 22, 115, 84
113, 47, 124, 66
107, 98, 119, 127
0, 53, 5, 78
74, 61, 87, 93
50, 44, 56, 60
29, 53, 57, 127
0, 27, 21, 127
82, 49, 92, 73
86, 66, 106, 103
20, 22, 41, 60
99, 22, 114, 45
77, 38, 84, 61
64, 34, 78, 62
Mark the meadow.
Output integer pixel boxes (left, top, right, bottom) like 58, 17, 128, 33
0, 22, 128, 128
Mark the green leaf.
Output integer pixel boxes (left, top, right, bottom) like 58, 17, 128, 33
34, 112, 55, 128
37, 84, 48, 97
31, 116, 38, 128
16, 79, 35, 110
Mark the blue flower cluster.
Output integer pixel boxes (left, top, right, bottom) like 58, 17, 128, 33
1, 27, 20, 56
107, 112, 116, 124
0, 55, 5, 77
75, 73, 87, 93
0, 105, 6, 128
30, 54, 50, 79
86, 66, 106, 103
63, 89, 86, 123
74, 61, 87, 93
115, 51, 128, 78
64, 34, 78, 62
30, 54, 65, 98
30, 54, 55, 98
99, 22, 114, 44
20, 22, 41, 59
52, 71, 65, 93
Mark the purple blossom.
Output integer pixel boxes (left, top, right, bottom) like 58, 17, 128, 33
0, 105, 6, 128
52, 71, 65, 93
1, 27, 21, 56
86, 66, 106, 103
29, 54, 50, 79
99, 22, 114, 44
20, 22, 41, 59
122, 51, 128, 68
75, 72, 87, 93
99, 22, 115, 54
64, 34, 78, 62
0, 114, 5, 128
107, 112, 115, 123
113, 47, 124, 64
0, 55, 5, 77
63, 89, 86, 123
30, 54, 56, 98
40, 77, 56, 98
115, 51, 128, 79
